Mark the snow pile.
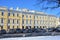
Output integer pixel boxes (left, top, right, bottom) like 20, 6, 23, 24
0, 36, 60, 40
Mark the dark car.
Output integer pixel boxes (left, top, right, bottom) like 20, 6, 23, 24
40, 29, 47, 33
0, 29, 6, 34
47, 27, 56, 32
27, 29, 33, 33
47, 28, 53, 32
55, 27, 60, 32
34, 29, 39, 33
31, 28, 40, 33
15, 28, 21, 33
21, 29, 27, 33
8, 29, 16, 34
33, 28, 40, 33
31, 28, 35, 32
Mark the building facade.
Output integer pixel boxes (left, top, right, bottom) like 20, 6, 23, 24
0, 7, 58, 31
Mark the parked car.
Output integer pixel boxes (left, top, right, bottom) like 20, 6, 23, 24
33, 28, 40, 33
47, 27, 56, 32
27, 29, 33, 33
8, 29, 16, 34
39, 28, 47, 33
35, 29, 39, 33
0, 29, 6, 34
21, 29, 27, 33
15, 28, 21, 33
27, 28, 42, 33
55, 27, 60, 32
31, 28, 35, 32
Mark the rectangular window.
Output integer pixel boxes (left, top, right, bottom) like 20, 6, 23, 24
30, 16, 31, 18
13, 13, 14, 16
34, 20, 35, 24
13, 26, 14, 29
34, 16, 35, 19
35, 20, 36, 24
17, 20, 19, 24
40, 16, 41, 19
22, 26, 24, 29
40, 20, 41, 24
8, 26, 10, 29
1, 26, 3, 29
1, 18, 3, 23
37, 21, 38, 24
17, 14, 19, 17
13, 19, 14, 24
30, 20, 32, 24
2, 12, 4, 16
22, 20, 24, 24
22, 15, 24, 18
26, 15, 28, 18
8, 13, 10, 16
26, 20, 28, 24
37, 16, 38, 18
8, 19, 10, 23
17, 26, 19, 28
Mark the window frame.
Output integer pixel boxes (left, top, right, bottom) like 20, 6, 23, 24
8, 13, 10, 16
17, 13, 19, 17
1, 18, 3, 23
13, 13, 15, 16
2, 11, 4, 16
8, 19, 10, 23
13, 19, 14, 24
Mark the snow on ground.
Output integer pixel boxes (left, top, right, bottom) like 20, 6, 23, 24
0, 36, 60, 40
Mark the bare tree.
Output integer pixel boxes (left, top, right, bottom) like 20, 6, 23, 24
36, 0, 60, 9
34, 0, 60, 15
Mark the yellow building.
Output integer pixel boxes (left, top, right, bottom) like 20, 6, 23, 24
0, 6, 58, 31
